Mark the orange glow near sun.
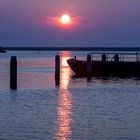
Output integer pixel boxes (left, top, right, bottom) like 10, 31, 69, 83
60, 14, 71, 25
46, 14, 78, 28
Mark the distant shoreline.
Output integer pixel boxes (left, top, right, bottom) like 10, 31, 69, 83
3, 47, 140, 52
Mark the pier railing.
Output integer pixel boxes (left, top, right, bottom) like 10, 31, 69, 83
89, 52, 140, 62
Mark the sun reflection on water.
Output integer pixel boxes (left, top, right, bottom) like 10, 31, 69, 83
55, 51, 72, 140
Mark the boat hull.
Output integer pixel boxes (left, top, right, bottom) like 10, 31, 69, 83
67, 59, 140, 77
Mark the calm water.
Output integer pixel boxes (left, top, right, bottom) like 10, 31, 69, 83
0, 51, 140, 140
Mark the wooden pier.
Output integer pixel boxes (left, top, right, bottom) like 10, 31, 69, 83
1, 47, 140, 89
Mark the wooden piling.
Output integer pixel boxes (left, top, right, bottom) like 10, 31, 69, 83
136, 52, 139, 62
10, 56, 17, 90
55, 54, 60, 86
87, 54, 92, 77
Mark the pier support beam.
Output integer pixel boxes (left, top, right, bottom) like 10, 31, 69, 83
87, 54, 92, 77
10, 56, 17, 90
55, 54, 60, 86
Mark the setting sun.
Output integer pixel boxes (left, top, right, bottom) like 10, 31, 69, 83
48, 13, 77, 28
60, 14, 71, 25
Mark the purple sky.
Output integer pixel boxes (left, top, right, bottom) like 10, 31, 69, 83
0, 0, 140, 47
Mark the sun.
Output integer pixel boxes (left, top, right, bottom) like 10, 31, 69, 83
60, 14, 71, 25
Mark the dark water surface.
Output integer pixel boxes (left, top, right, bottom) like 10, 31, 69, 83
0, 51, 140, 140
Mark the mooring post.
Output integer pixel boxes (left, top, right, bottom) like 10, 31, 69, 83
136, 52, 139, 62
55, 54, 60, 86
10, 56, 17, 90
87, 54, 92, 77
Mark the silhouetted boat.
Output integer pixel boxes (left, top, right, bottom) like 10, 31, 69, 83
67, 52, 140, 77
0, 47, 6, 53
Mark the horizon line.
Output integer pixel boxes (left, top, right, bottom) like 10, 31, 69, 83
2, 47, 140, 52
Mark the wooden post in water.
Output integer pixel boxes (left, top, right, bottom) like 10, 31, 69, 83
87, 54, 92, 77
10, 56, 17, 90
55, 54, 60, 86
136, 52, 139, 62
